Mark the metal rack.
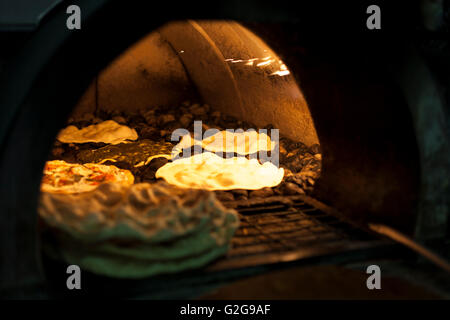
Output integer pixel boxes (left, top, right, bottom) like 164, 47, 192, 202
210, 196, 390, 270
42, 195, 397, 299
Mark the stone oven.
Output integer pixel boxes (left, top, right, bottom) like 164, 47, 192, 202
0, 0, 449, 298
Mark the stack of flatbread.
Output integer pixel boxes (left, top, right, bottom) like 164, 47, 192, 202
39, 181, 239, 278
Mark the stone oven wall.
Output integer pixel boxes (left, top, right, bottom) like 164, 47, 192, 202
72, 30, 198, 118
71, 21, 319, 147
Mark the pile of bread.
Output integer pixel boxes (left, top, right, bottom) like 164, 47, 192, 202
39, 181, 239, 278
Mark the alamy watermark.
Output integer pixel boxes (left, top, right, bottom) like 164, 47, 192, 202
366, 264, 381, 290
366, 5, 381, 30
66, 5, 81, 30
170, 120, 280, 167
66, 264, 81, 290
67, 5, 380, 31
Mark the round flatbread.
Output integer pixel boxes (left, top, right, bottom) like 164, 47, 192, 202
57, 120, 138, 145
156, 152, 284, 190
41, 160, 134, 194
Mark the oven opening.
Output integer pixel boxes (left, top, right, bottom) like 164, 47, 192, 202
37, 20, 389, 284
45, 20, 321, 194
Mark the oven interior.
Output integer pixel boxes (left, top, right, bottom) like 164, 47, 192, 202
36, 20, 416, 298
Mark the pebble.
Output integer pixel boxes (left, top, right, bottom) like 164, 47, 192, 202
273, 185, 284, 195
211, 111, 221, 118
214, 191, 235, 202
297, 170, 317, 178
141, 169, 155, 181
189, 104, 206, 116
160, 130, 171, 137
310, 144, 321, 154
159, 114, 175, 124
92, 117, 103, 124
232, 189, 248, 198
140, 127, 159, 139
286, 175, 303, 185
289, 158, 302, 168
110, 109, 122, 117
282, 182, 305, 195
232, 189, 247, 195
52, 147, 64, 157
141, 109, 156, 126
179, 114, 193, 128
148, 157, 169, 170
112, 116, 127, 124
249, 187, 274, 198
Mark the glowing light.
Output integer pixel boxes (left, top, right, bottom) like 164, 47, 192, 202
156, 152, 284, 190
271, 70, 290, 76
225, 55, 291, 77
256, 60, 272, 67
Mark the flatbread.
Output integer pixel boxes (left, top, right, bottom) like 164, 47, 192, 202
41, 160, 134, 194
156, 152, 284, 190
77, 139, 173, 168
57, 120, 138, 145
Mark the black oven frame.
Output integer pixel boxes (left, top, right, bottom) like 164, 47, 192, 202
0, 0, 447, 298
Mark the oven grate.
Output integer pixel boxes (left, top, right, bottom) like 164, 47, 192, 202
42, 195, 398, 299
209, 196, 390, 271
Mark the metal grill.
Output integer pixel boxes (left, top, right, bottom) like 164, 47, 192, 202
209, 196, 390, 270
42, 195, 396, 299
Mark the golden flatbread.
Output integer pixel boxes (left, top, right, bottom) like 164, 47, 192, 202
41, 160, 134, 194
57, 120, 138, 145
